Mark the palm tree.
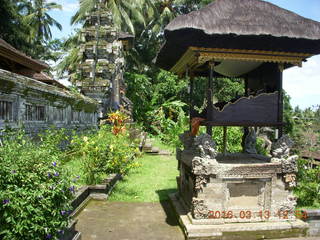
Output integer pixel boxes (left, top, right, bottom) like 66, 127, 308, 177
26, 0, 62, 44
71, 0, 156, 35
0, 0, 33, 55
56, 31, 82, 82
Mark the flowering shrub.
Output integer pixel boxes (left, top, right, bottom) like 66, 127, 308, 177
107, 111, 128, 135
0, 130, 74, 240
69, 125, 140, 184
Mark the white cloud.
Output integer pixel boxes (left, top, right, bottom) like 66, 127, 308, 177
283, 55, 320, 109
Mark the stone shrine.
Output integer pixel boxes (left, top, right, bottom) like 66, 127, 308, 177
156, 0, 320, 239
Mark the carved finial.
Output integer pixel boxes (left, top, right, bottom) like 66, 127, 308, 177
194, 133, 217, 159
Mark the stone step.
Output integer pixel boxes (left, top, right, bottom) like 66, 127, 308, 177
142, 144, 153, 151
145, 147, 159, 154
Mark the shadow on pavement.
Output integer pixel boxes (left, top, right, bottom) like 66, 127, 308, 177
156, 189, 180, 227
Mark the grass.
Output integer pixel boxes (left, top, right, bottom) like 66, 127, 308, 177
108, 152, 179, 202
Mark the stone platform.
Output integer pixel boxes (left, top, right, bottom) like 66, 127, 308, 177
169, 193, 308, 240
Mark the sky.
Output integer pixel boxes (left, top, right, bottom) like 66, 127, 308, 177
48, 0, 320, 109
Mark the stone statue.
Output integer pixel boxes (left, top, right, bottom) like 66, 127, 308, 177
194, 134, 218, 159
244, 127, 257, 154
271, 135, 298, 188
271, 135, 293, 159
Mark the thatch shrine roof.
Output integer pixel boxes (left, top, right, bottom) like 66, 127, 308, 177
156, 0, 320, 72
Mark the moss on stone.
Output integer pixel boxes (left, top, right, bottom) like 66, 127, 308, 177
0, 80, 16, 93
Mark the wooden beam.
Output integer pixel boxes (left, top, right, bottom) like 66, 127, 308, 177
169, 47, 310, 76
201, 121, 283, 127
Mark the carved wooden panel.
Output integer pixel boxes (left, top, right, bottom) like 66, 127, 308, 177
210, 92, 278, 125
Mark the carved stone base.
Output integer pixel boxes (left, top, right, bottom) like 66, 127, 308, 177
169, 193, 308, 240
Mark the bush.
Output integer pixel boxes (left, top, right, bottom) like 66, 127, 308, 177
68, 125, 140, 184
148, 100, 189, 147
295, 158, 320, 208
211, 127, 243, 153
0, 129, 74, 240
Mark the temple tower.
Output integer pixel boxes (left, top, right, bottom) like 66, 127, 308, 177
77, 0, 128, 119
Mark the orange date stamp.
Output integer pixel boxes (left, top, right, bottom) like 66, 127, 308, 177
207, 210, 308, 219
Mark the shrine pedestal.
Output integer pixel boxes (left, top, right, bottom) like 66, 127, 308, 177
172, 132, 308, 239
169, 193, 307, 240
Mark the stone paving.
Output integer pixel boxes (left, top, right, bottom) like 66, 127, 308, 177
75, 200, 184, 240
75, 199, 319, 240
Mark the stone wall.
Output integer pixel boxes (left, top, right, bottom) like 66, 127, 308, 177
0, 69, 98, 134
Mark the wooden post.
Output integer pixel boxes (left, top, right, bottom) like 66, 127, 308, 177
185, 66, 192, 131
189, 74, 194, 132
242, 76, 249, 151
278, 64, 284, 138
206, 61, 215, 136
223, 126, 227, 155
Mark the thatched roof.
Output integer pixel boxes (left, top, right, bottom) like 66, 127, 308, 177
156, 0, 320, 70
166, 0, 320, 40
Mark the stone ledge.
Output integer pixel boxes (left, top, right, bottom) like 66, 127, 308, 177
71, 173, 122, 217
301, 209, 320, 236
169, 193, 308, 240
64, 173, 122, 240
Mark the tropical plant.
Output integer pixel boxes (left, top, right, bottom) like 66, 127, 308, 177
26, 0, 62, 44
0, 129, 74, 240
56, 31, 82, 82
0, 0, 33, 56
295, 158, 320, 208
71, 0, 155, 34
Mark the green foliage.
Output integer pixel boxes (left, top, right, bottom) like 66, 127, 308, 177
283, 91, 295, 135
67, 125, 139, 184
151, 70, 188, 105
0, 0, 63, 61
0, 129, 74, 240
209, 127, 243, 153
125, 70, 188, 134
148, 100, 189, 146
124, 72, 153, 122
256, 137, 268, 156
0, 0, 32, 56
214, 78, 245, 103
295, 158, 320, 208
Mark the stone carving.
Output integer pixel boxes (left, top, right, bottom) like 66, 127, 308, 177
284, 173, 297, 188
223, 164, 281, 178
194, 134, 218, 159
192, 157, 217, 175
271, 136, 298, 188
271, 135, 293, 159
279, 194, 297, 216
257, 127, 273, 155
192, 198, 208, 219
282, 155, 298, 173
194, 175, 209, 192
244, 127, 257, 154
